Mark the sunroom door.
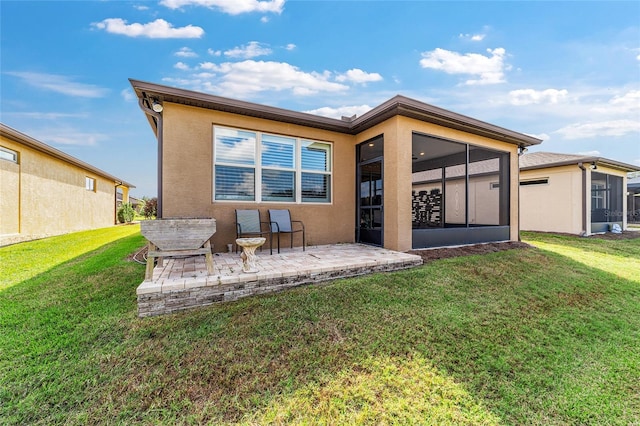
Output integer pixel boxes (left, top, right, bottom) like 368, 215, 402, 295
357, 137, 383, 246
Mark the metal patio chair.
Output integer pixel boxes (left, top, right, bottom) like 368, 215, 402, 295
235, 209, 273, 254
268, 209, 305, 253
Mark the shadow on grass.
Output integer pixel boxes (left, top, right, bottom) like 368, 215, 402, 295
2, 234, 639, 425
0, 232, 147, 425
0, 224, 142, 291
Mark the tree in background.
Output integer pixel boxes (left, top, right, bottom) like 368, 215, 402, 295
142, 197, 157, 219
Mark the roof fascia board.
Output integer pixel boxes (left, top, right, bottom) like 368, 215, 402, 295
129, 79, 543, 147
130, 79, 350, 134
0, 123, 135, 188
521, 157, 640, 173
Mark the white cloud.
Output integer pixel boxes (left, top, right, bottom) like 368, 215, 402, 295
224, 41, 272, 59
285, 43, 296, 51
304, 105, 373, 119
121, 88, 135, 101
160, 0, 285, 15
92, 18, 204, 39
459, 33, 486, 41
335, 68, 383, 84
174, 62, 191, 70
577, 150, 601, 156
6, 72, 109, 98
261, 16, 269, 23
208, 48, 221, 56
555, 120, 640, 139
177, 60, 348, 97
49, 132, 106, 146
419, 47, 509, 85
133, 5, 149, 11
175, 47, 198, 58
4, 112, 88, 120
30, 129, 107, 146
527, 133, 550, 141
509, 89, 569, 105
608, 90, 640, 112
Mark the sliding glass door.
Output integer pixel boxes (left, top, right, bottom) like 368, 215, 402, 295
357, 137, 383, 246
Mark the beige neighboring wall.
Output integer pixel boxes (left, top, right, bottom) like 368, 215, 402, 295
0, 127, 134, 245
161, 102, 356, 252
520, 165, 583, 234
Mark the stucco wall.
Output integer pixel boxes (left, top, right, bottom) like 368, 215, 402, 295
161, 103, 356, 253
520, 165, 583, 234
0, 135, 117, 242
160, 103, 522, 253
520, 164, 629, 235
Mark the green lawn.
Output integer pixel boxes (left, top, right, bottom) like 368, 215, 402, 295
1, 228, 638, 425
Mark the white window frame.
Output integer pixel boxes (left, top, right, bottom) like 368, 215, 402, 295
591, 182, 606, 209
85, 176, 96, 192
213, 126, 333, 204
0, 146, 18, 163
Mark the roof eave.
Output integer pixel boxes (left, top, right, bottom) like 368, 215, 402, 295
521, 157, 640, 173
129, 79, 543, 147
0, 123, 136, 188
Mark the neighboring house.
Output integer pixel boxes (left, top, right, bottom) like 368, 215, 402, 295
0, 123, 135, 246
116, 192, 142, 211
628, 176, 640, 224
130, 79, 540, 252
519, 152, 640, 235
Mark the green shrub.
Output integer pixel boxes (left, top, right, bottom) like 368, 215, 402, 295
117, 202, 135, 223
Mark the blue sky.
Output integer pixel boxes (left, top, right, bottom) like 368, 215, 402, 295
1, 0, 639, 197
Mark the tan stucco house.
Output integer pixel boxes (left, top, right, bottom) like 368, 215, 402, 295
519, 152, 640, 235
0, 123, 135, 246
130, 79, 541, 252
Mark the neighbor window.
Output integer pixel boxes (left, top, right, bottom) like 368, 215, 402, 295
85, 177, 96, 192
0, 147, 18, 163
213, 126, 332, 203
520, 178, 549, 186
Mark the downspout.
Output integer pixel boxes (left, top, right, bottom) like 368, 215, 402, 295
517, 146, 524, 241
578, 162, 587, 235
138, 98, 163, 218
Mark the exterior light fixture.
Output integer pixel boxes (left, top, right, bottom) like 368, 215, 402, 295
151, 99, 163, 113
368, 143, 374, 147
590, 162, 597, 170
518, 146, 528, 155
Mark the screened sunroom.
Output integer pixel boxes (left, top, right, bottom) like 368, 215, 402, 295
411, 132, 511, 248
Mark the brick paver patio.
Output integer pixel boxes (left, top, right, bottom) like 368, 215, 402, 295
137, 244, 423, 317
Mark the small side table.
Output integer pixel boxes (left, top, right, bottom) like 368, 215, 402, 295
235, 237, 266, 273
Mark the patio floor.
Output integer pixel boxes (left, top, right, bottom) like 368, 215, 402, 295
136, 244, 423, 317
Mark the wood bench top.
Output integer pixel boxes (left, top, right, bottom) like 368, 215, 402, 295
141, 218, 216, 251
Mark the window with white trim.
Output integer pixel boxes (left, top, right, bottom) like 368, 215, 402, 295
213, 126, 332, 203
85, 177, 96, 192
0, 147, 18, 163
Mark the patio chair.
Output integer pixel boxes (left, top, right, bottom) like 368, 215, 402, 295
235, 209, 273, 255
268, 209, 305, 253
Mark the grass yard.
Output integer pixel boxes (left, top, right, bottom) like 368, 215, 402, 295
1, 228, 639, 425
